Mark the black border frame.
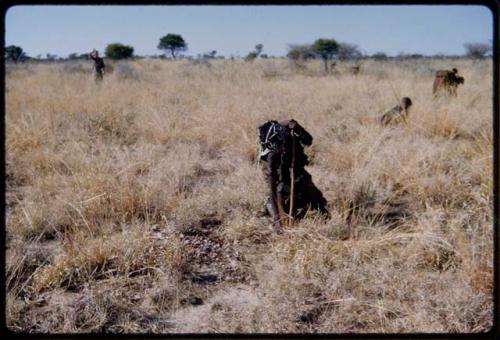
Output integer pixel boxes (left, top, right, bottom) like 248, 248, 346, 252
1, 1, 498, 339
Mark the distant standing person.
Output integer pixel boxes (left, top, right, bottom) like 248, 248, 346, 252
89, 49, 105, 81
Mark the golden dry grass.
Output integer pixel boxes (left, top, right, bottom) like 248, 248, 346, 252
5, 58, 493, 333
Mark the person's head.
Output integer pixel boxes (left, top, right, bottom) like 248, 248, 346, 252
401, 97, 412, 110
90, 49, 99, 60
288, 120, 313, 146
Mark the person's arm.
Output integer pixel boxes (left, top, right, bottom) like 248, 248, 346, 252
280, 119, 313, 146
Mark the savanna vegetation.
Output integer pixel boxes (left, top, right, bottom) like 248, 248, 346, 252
5, 57, 493, 333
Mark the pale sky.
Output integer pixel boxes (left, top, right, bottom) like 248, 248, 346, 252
5, 5, 493, 58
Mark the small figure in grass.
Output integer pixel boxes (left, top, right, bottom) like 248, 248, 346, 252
433, 68, 465, 97
380, 97, 413, 126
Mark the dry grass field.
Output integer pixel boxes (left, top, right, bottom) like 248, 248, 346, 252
5, 57, 493, 333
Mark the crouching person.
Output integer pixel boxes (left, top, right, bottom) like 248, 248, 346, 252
258, 119, 329, 232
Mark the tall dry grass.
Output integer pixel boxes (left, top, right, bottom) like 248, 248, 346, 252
5, 58, 493, 333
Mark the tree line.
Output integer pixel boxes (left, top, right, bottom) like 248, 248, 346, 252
5, 33, 493, 63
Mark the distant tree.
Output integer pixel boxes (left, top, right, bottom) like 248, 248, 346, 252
337, 43, 363, 61
287, 48, 300, 61
46, 53, 58, 61
158, 33, 187, 59
202, 50, 217, 59
260, 53, 268, 59
372, 51, 388, 60
394, 52, 423, 60
255, 44, 263, 57
105, 43, 134, 60
5, 45, 25, 63
68, 52, 87, 60
245, 52, 258, 61
433, 53, 446, 59
409, 53, 423, 59
464, 42, 492, 59
396, 52, 412, 60
312, 38, 339, 72
245, 43, 264, 61
286, 44, 316, 61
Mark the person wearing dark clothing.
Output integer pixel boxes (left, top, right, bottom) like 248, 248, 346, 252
258, 119, 329, 231
89, 49, 105, 81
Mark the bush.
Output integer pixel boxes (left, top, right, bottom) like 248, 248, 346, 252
287, 44, 316, 61
244, 52, 258, 62
464, 42, 492, 59
372, 52, 388, 60
5, 45, 25, 63
105, 43, 134, 60
337, 43, 363, 61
